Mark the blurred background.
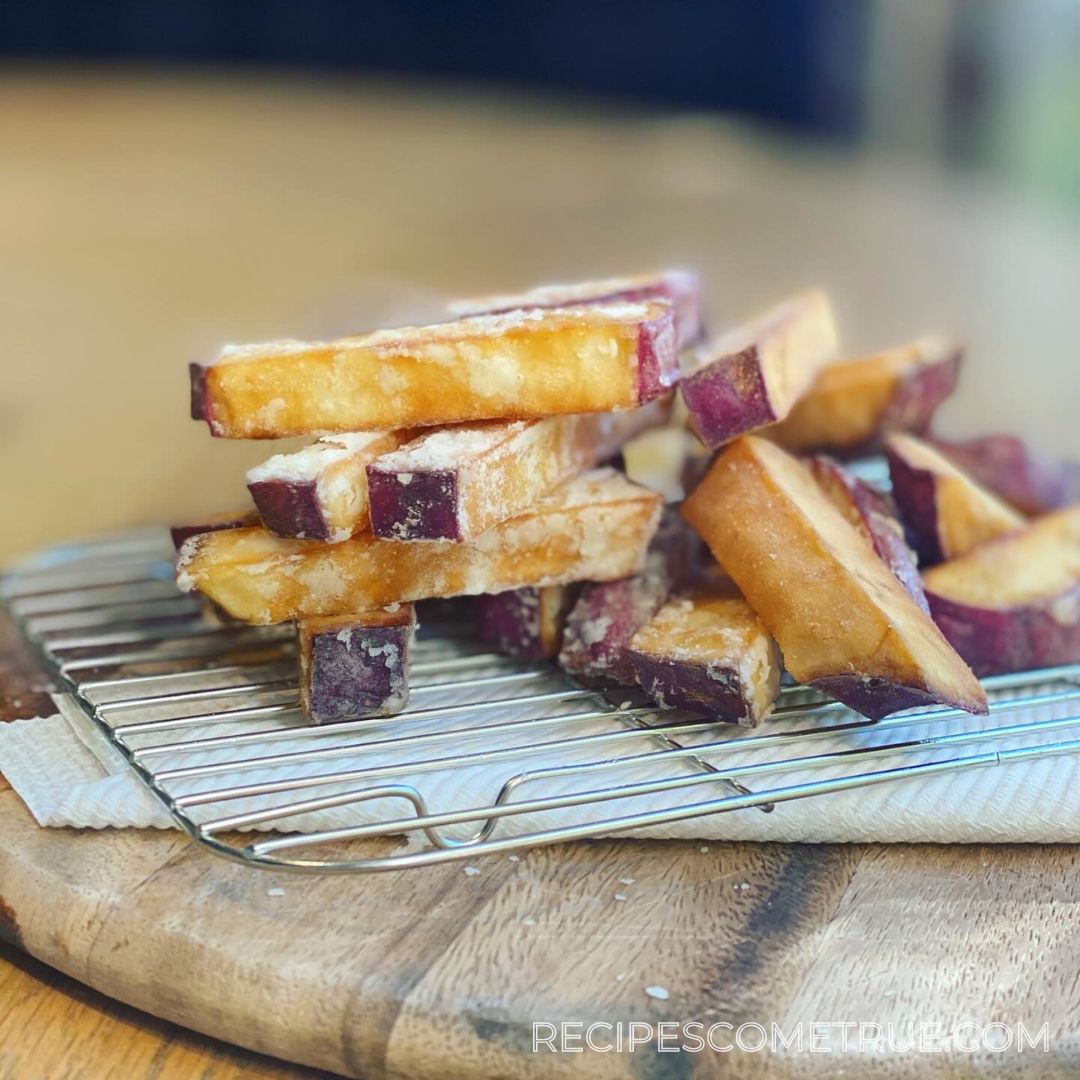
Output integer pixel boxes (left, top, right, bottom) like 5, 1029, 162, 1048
1, 0, 1077, 560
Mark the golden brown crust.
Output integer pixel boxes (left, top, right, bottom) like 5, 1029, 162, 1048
769, 337, 961, 454
177, 469, 662, 623
886, 433, 1025, 564
680, 290, 837, 448
923, 505, 1080, 607
194, 302, 676, 438
681, 437, 987, 719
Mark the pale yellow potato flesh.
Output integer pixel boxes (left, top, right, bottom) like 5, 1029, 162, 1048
923, 505, 1080, 608
196, 302, 671, 437
769, 337, 957, 452
887, 432, 1025, 560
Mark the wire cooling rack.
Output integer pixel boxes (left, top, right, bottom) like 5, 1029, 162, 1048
3, 524, 1080, 873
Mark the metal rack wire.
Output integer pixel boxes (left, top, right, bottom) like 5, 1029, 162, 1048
3, 526, 1080, 873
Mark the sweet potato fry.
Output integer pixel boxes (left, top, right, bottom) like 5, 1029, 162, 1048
927, 434, 1072, 516
886, 433, 1025, 565
923, 506, 1080, 676
475, 585, 578, 661
247, 430, 410, 542
558, 512, 697, 685
170, 509, 260, 552
298, 604, 416, 723
191, 302, 678, 438
366, 398, 669, 541
176, 469, 662, 623
768, 337, 961, 455
807, 456, 928, 611
681, 437, 987, 720
628, 583, 781, 725
680, 290, 837, 448
448, 270, 703, 348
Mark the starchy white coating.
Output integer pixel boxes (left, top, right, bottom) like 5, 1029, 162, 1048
247, 433, 390, 485
177, 469, 662, 622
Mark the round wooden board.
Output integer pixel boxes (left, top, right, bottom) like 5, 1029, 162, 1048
3, 615, 1080, 1079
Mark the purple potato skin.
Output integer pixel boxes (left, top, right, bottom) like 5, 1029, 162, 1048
635, 305, 680, 404
558, 512, 697, 686
301, 616, 414, 724
248, 479, 333, 541
367, 468, 461, 541
610, 274, 703, 350
680, 348, 774, 450
855, 489, 929, 611
189, 362, 210, 422
630, 655, 753, 723
808, 457, 929, 612
559, 572, 671, 686
476, 588, 545, 660
882, 349, 962, 436
634, 272, 703, 349
808, 676, 979, 722
367, 397, 669, 543
884, 442, 949, 565
475, 586, 577, 661
653, 271, 704, 348
928, 434, 1070, 516
926, 587, 1080, 678
169, 511, 258, 552
849, 486, 929, 612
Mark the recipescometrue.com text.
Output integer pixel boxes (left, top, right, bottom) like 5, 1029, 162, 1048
532, 1020, 1049, 1055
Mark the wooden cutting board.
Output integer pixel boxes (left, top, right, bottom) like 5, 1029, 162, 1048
2, 611, 1080, 1078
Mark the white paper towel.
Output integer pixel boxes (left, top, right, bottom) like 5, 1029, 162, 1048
3, 678, 1080, 845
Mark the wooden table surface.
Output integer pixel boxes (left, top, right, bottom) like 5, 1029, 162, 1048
2, 68, 1080, 1078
